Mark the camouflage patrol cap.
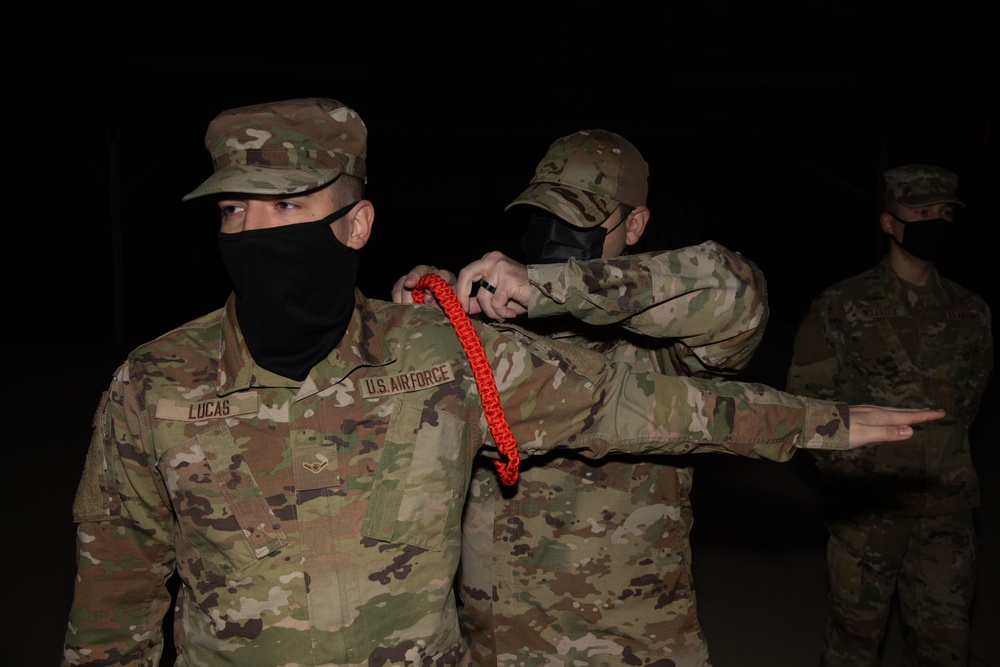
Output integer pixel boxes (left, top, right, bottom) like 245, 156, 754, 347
505, 129, 649, 228
883, 163, 964, 208
182, 97, 367, 201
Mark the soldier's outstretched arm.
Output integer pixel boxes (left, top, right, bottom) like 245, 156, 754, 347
487, 323, 945, 464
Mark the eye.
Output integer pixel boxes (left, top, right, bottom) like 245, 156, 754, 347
217, 202, 245, 217
276, 200, 298, 211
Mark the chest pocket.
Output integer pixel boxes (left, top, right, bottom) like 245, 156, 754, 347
158, 423, 288, 584
362, 402, 468, 551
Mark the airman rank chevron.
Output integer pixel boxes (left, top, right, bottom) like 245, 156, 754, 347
361, 362, 455, 398
155, 391, 259, 421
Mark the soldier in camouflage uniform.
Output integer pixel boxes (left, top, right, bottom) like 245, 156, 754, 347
786, 164, 993, 666
61, 98, 942, 667
388, 130, 762, 665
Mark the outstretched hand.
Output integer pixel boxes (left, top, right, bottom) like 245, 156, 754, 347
846, 405, 945, 449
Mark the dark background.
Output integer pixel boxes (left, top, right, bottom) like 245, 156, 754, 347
15, 5, 998, 665
25, 11, 997, 386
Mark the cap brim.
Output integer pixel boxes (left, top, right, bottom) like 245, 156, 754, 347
897, 194, 966, 208
181, 165, 344, 201
504, 182, 618, 228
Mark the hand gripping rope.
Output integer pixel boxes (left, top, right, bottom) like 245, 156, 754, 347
411, 274, 520, 485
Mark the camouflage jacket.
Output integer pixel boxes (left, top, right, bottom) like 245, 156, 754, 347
527, 242, 768, 377
459, 243, 770, 666
63, 288, 849, 667
787, 257, 993, 516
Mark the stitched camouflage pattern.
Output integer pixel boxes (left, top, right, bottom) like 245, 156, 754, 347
459, 242, 769, 666
787, 258, 991, 514
528, 242, 768, 374
64, 286, 853, 667
882, 163, 964, 207
505, 129, 649, 228
787, 257, 992, 666
182, 98, 368, 201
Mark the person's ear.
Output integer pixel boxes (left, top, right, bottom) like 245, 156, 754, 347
625, 206, 650, 246
879, 212, 895, 235
345, 200, 374, 249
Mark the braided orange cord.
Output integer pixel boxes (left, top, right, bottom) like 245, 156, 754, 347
412, 274, 520, 485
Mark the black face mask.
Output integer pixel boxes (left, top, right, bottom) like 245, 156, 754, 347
519, 210, 622, 264
217, 202, 359, 380
888, 213, 949, 263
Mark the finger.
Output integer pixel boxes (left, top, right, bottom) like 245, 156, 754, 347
495, 300, 527, 319
492, 264, 528, 317
476, 282, 503, 321
491, 260, 531, 313
901, 408, 946, 425
391, 275, 412, 304
847, 423, 909, 448
393, 274, 420, 304
853, 405, 945, 425
456, 259, 492, 312
399, 265, 449, 305
879, 424, 914, 441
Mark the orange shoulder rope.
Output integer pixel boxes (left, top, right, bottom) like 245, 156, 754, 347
411, 274, 520, 485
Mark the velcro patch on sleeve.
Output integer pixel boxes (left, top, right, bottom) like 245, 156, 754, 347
73, 391, 114, 522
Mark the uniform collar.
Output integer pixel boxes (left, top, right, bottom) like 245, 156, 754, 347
217, 289, 394, 398
877, 256, 949, 308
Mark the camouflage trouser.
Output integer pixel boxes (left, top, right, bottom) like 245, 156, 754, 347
820, 510, 976, 667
